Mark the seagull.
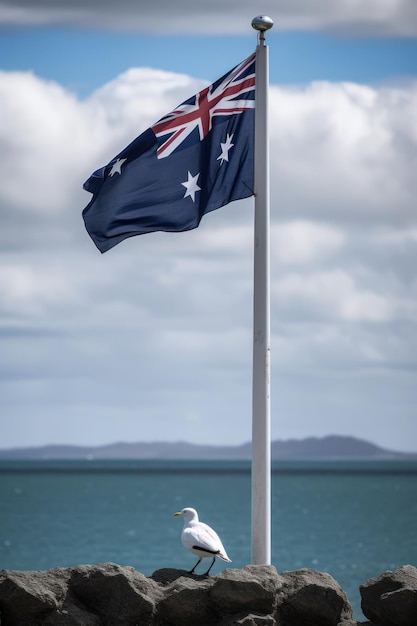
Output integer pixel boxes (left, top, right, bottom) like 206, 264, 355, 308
174, 507, 232, 575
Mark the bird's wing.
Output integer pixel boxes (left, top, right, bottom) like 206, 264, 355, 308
183, 522, 221, 553
198, 523, 231, 561
183, 522, 231, 561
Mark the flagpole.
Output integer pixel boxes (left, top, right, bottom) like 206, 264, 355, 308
251, 15, 273, 565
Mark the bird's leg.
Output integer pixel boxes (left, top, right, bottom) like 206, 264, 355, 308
189, 557, 202, 574
203, 557, 216, 576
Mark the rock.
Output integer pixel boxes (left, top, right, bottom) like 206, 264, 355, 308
210, 565, 281, 616
155, 572, 215, 625
0, 563, 160, 626
150, 566, 282, 625
360, 565, 417, 626
279, 568, 353, 626
0, 567, 70, 625
70, 563, 162, 625
42, 595, 101, 626
225, 614, 277, 625
0, 561, 359, 626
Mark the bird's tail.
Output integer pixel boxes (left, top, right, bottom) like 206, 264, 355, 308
218, 552, 232, 562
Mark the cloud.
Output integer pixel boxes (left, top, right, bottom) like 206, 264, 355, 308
275, 270, 396, 323
269, 80, 417, 222
0, 65, 416, 451
0, 0, 416, 36
277, 0, 417, 36
272, 221, 345, 265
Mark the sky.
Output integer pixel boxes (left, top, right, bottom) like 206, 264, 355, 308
1, 0, 416, 452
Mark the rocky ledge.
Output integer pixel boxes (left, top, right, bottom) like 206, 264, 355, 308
0, 563, 416, 625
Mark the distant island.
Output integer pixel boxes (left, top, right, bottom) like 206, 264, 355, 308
0, 435, 415, 460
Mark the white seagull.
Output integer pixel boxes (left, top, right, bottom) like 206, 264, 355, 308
174, 507, 232, 575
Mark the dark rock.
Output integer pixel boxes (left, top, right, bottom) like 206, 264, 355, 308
155, 573, 215, 625
0, 561, 364, 626
151, 565, 282, 625
210, 565, 281, 616
381, 587, 417, 626
42, 596, 101, 626
0, 567, 70, 625
278, 568, 353, 626
0, 563, 160, 626
360, 565, 417, 626
223, 614, 277, 625
70, 562, 161, 625
151, 567, 202, 585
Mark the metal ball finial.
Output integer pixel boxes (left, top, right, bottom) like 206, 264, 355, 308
251, 15, 274, 32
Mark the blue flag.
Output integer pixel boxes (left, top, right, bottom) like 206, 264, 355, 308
82, 54, 256, 253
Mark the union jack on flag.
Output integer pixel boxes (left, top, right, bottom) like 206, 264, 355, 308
152, 53, 256, 159
83, 53, 256, 253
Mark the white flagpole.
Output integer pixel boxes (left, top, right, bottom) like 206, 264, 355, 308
251, 15, 273, 565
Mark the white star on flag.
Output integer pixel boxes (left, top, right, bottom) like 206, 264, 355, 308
109, 158, 127, 176
217, 134, 234, 165
181, 171, 201, 202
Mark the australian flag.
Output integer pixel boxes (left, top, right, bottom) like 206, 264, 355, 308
82, 53, 256, 253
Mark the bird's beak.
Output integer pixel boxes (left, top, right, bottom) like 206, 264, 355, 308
174, 511, 182, 517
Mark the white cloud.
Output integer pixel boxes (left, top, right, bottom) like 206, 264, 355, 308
0, 65, 416, 451
278, 0, 417, 36
271, 221, 345, 265
274, 270, 396, 322
0, 0, 416, 35
0, 263, 76, 319
269, 80, 417, 221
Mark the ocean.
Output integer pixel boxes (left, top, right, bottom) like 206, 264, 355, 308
1, 459, 416, 620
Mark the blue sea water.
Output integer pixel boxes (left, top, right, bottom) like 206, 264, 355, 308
1, 459, 416, 620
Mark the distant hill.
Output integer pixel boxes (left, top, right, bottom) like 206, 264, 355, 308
0, 435, 413, 460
